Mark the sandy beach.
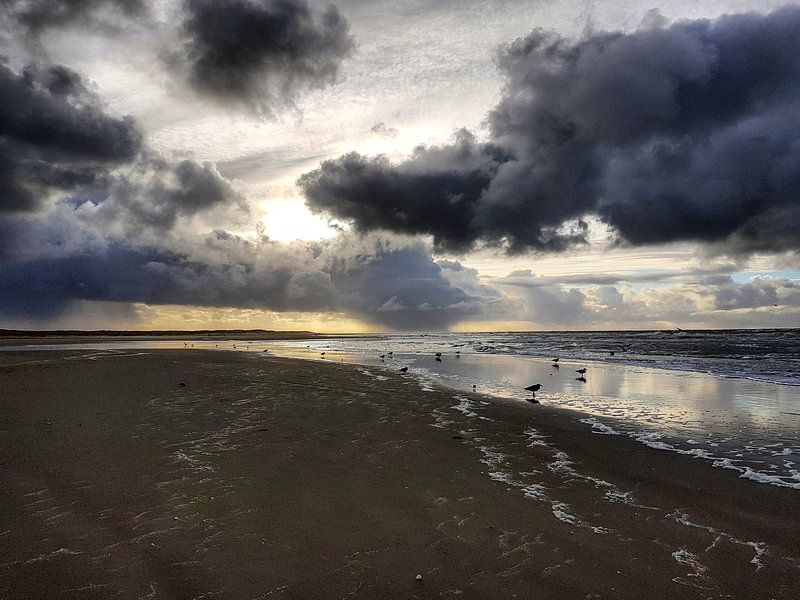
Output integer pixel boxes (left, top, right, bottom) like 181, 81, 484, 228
1, 348, 798, 599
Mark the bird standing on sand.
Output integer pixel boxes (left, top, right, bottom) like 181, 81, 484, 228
551, 358, 559, 363
575, 368, 587, 375
321, 352, 326, 357
400, 366, 408, 373
525, 384, 542, 403
525, 383, 541, 404
435, 352, 442, 357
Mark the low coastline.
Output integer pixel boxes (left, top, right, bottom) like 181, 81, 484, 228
0, 329, 327, 347
1, 348, 798, 598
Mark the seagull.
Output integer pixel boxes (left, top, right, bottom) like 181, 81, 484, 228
321, 352, 326, 356
456, 351, 461, 358
472, 384, 476, 391
400, 367, 408, 373
575, 368, 587, 375
525, 384, 541, 404
551, 358, 559, 363
388, 351, 393, 356
525, 384, 541, 402
435, 352, 442, 357
379, 354, 385, 360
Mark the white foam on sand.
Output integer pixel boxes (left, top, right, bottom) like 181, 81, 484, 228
451, 395, 478, 418
580, 418, 800, 490
671, 548, 707, 575
523, 427, 549, 447
430, 408, 455, 429
714, 460, 800, 489
550, 502, 578, 525
479, 446, 508, 471
666, 510, 768, 570
356, 368, 389, 382
579, 417, 621, 435
547, 451, 614, 489
521, 483, 549, 501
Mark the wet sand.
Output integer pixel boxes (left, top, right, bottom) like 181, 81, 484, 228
1, 349, 798, 598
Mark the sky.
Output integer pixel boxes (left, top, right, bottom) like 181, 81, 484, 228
0, 0, 798, 332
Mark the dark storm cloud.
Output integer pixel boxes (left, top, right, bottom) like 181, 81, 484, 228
301, 7, 800, 255
300, 130, 520, 253
100, 157, 247, 230
0, 61, 142, 212
0, 57, 244, 233
176, 0, 354, 113
327, 240, 506, 329
1, 0, 146, 37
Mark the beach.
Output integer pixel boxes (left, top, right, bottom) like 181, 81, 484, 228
1, 348, 799, 599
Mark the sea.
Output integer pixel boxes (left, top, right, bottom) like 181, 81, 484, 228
4, 328, 799, 490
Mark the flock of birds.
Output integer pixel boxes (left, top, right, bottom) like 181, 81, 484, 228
523, 358, 588, 404
355, 347, 592, 407
185, 340, 594, 408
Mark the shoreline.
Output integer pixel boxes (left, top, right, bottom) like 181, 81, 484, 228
4, 341, 800, 490
3, 329, 799, 388
1, 349, 798, 598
